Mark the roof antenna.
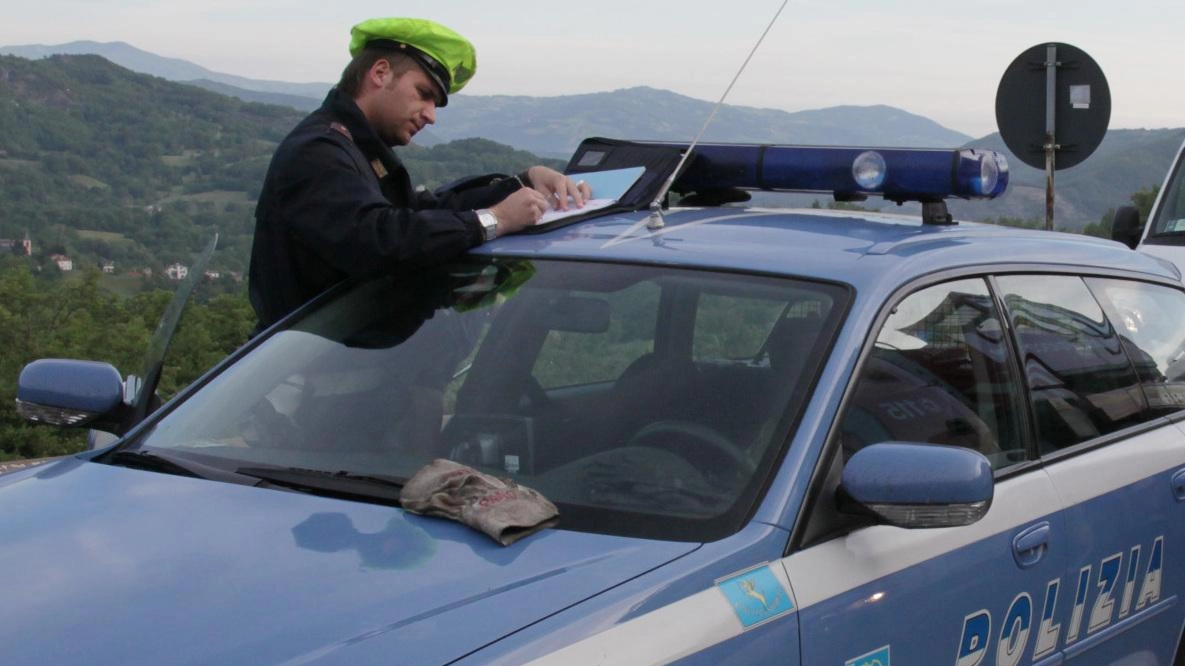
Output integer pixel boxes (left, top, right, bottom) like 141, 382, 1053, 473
647, 0, 791, 230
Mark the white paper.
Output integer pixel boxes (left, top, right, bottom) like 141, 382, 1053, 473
538, 198, 616, 224
534, 166, 645, 225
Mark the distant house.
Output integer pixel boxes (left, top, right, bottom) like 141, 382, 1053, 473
203, 270, 221, 280
49, 254, 73, 272
165, 263, 188, 281
100, 261, 115, 274
0, 233, 32, 256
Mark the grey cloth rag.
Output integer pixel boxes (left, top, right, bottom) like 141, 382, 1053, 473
399, 459, 559, 546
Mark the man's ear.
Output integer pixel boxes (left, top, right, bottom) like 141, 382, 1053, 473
367, 58, 393, 88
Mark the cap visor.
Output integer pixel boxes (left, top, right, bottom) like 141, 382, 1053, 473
407, 52, 449, 106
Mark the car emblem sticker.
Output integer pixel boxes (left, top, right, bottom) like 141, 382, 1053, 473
716, 564, 794, 628
845, 645, 890, 666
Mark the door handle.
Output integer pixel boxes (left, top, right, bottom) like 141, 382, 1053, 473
1172, 469, 1185, 502
1013, 522, 1051, 569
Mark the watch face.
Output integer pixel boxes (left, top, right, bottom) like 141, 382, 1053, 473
479, 212, 497, 240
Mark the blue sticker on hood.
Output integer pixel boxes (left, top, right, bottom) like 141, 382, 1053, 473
846, 645, 890, 666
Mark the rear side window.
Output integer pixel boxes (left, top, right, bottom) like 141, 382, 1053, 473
838, 278, 1028, 469
996, 275, 1150, 453
692, 293, 786, 362
1087, 278, 1185, 414
532, 281, 659, 389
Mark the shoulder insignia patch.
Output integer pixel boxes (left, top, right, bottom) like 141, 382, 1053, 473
328, 122, 353, 142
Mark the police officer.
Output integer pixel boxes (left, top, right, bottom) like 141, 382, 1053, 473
249, 17, 590, 330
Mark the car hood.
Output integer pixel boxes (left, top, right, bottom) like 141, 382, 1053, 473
0, 458, 698, 666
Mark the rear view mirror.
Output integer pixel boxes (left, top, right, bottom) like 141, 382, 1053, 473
1111, 205, 1143, 250
543, 296, 611, 333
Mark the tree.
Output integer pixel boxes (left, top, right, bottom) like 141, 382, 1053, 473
0, 263, 253, 460
1084, 185, 1160, 239
1131, 185, 1160, 222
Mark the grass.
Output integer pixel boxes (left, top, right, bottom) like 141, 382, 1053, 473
0, 158, 40, 170
99, 273, 147, 297
176, 190, 252, 204
76, 230, 130, 242
160, 150, 202, 167
68, 175, 110, 190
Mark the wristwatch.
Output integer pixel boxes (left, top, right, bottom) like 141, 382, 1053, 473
476, 209, 498, 242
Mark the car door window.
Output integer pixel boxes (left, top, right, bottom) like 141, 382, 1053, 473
1086, 277, 1185, 415
996, 275, 1149, 454
839, 278, 1028, 469
531, 281, 659, 389
691, 292, 786, 362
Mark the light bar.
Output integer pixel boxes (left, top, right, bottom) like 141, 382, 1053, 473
658, 142, 1009, 203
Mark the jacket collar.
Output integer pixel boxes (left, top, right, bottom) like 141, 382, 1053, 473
321, 88, 405, 178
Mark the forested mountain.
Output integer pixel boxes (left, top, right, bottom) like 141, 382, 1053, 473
0, 53, 301, 278
0, 40, 330, 98
439, 88, 973, 158
0, 54, 558, 281
0, 41, 976, 155
9, 41, 1181, 229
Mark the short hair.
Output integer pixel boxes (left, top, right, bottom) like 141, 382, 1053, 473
337, 48, 420, 97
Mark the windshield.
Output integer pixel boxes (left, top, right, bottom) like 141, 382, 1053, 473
1150, 152, 1185, 238
121, 258, 847, 541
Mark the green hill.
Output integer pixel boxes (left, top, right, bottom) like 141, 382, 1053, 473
0, 54, 557, 283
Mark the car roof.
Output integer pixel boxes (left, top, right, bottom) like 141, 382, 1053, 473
481, 206, 1181, 291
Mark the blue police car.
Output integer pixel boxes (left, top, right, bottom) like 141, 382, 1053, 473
6, 139, 1184, 666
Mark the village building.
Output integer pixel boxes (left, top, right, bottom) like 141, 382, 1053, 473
49, 254, 73, 272
0, 233, 33, 256
165, 263, 188, 281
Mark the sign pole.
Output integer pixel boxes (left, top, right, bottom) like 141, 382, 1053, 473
996, 41, 1110, 222
1043, 44, 1057, 231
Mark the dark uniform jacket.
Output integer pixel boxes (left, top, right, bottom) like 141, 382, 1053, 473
248, 88, 522, 330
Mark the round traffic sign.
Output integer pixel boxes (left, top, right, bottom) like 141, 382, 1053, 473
995, 42, 1110, 170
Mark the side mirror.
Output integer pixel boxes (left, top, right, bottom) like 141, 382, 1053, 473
1111, 205, 1143, 250
839, 442, 993, 528
17, 359, 132, 435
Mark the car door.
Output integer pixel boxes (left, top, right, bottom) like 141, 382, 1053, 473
790, 277, 1072, 666
996, 274, 1185, 665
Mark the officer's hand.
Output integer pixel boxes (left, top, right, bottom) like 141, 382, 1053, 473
526, 166, 592, 211
489, 187, 550, 235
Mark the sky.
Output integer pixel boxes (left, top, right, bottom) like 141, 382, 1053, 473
3, 0, 1184, 138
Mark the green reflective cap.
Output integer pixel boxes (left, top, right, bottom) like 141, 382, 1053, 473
349, 17, 476, 106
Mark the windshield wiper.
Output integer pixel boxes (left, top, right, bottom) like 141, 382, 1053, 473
235, 466, 406, 505
106, 449, 262, 486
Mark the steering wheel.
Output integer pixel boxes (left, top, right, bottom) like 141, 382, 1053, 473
625, 420, 756, 482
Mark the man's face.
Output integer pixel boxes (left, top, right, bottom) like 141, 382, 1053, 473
371, 64, 440, 146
